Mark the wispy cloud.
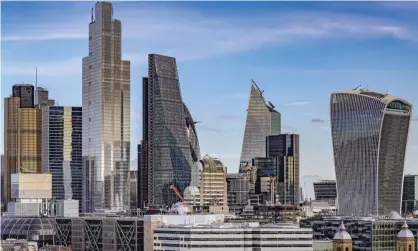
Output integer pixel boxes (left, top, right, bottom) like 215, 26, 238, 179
311, 118, 325, 123
217, 114, 238, 120
2, 57, 82, 77
284, 101, 313, 106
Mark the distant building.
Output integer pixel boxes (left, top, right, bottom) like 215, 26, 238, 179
1, 154, 4, 210
226, 173, 250, 208
154, 222, 313, 251
402, 175, 418, 214
252, 157, 278, 204
42, 106, 82, 211
141, 54, 200, 208
331, 89, 412, 216
266, 134, 300, 205
130, 170, 138, 210
36, 87, 55, 108
239, 164, 257, 194
313, 180, 337, 206
240, 81, 281, 165
199, 155, 228, 213
4, 84, 42, 211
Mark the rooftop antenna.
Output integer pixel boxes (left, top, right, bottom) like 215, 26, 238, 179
353, 85, 361, 90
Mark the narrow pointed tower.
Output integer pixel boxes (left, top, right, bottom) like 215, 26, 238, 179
397, 220, 415, 250
333, 221, 352, 251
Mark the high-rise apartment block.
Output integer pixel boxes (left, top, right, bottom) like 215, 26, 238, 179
331, 89, 412, 216
82, 1, 131, 211
240, 81, 281, 165
140, 54, 200, 207
402, 175, 418, 214
4, 84, 42, 211
266, 134, 300, 205
42, 106, 82, 211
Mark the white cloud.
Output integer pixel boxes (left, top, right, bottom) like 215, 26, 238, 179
284, 101, 313, 106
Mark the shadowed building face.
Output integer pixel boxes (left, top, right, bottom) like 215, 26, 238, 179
330, 89, 412, 217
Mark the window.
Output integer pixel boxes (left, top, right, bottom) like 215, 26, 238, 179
346, 248, 349, 251
89, 65, 92, 70
89, 52, 92, 56
89, 36, 92, 40
409, 245, 412, 251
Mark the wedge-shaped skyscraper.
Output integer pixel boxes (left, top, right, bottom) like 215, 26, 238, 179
140, 54, 200, 207
240, 81, 281, 165
331, 89, 412, 216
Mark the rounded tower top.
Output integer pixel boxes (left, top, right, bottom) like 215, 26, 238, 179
397, 220, 414, 238
334, 221, 352, 240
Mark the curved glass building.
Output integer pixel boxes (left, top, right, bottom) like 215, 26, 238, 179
330, 89, 412, 216
240, 81, 281, 165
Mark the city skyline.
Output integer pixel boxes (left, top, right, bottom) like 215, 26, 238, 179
2, 1, 418, 181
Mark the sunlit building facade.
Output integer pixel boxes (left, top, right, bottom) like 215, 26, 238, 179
331, 89, 412, 216
42, 106, 82, 211
240, 81, 281, 165
82, 2, 131, 211
4, 84, 42, 211
142, 54, 199, 207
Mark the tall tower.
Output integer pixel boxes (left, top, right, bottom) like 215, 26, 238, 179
82, 2, 131, 212
240, 81, 281, 165
333, 221, 352, 251
397, 220, 415, 251
330, 89, 412, 216
4, 84, 42, 211
42, 106, 82, 211
141, 54, 199, 207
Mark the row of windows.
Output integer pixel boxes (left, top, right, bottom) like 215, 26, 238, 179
155, 237, 313, 241
154, 231, 312, 235
156, 243, 313, 248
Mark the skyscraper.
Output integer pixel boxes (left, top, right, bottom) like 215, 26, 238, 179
36, 87, 55, 107
82, 1, 130, 212
240, 81, 281, 165
42, 106, 82, 211
266, 134, 300, 205
313, 180, 337, 206
402, 175, 418, 214
141, 54, 200, 207
331, 89, 412, 216
4, 84, 42, 210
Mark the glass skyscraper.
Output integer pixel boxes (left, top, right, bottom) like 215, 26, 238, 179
141, 54, 200, 207
331, 89, 412, 216
82, 2, 130, 211
42, 106, 82, 211
240, 81, 281, 165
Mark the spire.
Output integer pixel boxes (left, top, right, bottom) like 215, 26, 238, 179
339, 220, 346, 232
402, 218, 409, 230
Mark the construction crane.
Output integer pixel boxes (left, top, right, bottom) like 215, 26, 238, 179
169, 185, 192, 211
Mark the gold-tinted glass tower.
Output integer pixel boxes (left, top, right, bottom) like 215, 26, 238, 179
4, 84, 42, 210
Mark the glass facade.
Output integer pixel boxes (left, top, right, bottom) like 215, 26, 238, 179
313, 180, 337, 205
82, 2, 130, 211
42, 106, 82, 211
145, 54, 199, 207
240, 82, 281, 165
330, 90, 412, 216
4, 84, 42, 211
402, 175, 418, 214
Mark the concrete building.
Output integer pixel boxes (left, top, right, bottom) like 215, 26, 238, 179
4, 84, 42, 210
130, 170, 138, 209
313, 180, 337, 206
82, 1, 131, 212
36, 87, 55, 108
199, 155, 228, 213
239, 164, 257, 194
396, 221, 415, 251
141, 54, 200, 208
1, 154, 4, 210
330, 89, 412, 216
333, 221, 352, 251
240, 80, 281, 165
153, 222, 313, 251
226, 173, 250, 209
266, 134, 300, 206
42, 106, 82, 211
252, 157, 278, 204
402, 175, 418, 214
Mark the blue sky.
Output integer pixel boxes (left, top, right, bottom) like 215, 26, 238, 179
2, 1, 418, 197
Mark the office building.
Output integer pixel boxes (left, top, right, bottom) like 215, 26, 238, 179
199, 155, 228, 212
141, 54, 200, 207
42, 106, 82, 211
82, 2, 131, 212
330, 89, 412, 216
239, 164, 257, 194
252, 157, 279, 204
240, 81, 281, 165
266, 134, 300, 205
402, 175, 418, 214
313, 180, 337, 206
130, 170, 138, 209
226, 173, 250, 208
154, 222, 313, 251
4, 84, 42, 211
36, 87, 55, 107
1, 154, 4, 210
